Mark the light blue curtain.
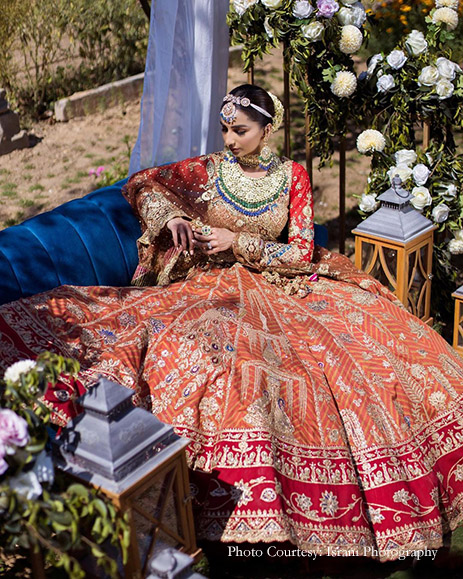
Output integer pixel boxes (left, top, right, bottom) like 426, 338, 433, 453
129, 0, 230, 175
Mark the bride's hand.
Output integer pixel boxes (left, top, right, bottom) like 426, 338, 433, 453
193, 227, 237, 255
167, 217, 194, 254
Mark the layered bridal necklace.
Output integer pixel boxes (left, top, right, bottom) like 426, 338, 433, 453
214, 150, 289, 217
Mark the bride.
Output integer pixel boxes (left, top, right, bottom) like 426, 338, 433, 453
1, 84, 463, 561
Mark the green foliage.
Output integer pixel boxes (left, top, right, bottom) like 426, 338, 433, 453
358, 21, 463, 148
0, 352, 130, 577
227, 0, 371, 166
0, 0, 148, 119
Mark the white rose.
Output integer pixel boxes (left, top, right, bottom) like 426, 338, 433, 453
264, 16, 273, 38
436, 0, 459, 8
339, 24, 363, 54
387, 164, 413, 184
436, 79, 454, 99
436, 57, 461, 80
337, 2, 366, 27
351, 2, 366, 27
412, 163, 430, 186
337, 6, 354, 25
387, 50, 407, 70
330, 70, 357, 97
432, 7, 459, 30
261, 0, 283, 8
410, 186, 432, 210
359, 194, 378, 213
438, 183, 458, 200
418, 66, 440, 86
366, 53, 383, 78
233, 0, 258, 15
356, 129, 386, 154
293, 0, 314, 18
301, 21, 325, 41
405, 30, 428, 56
394, 149, 417, 166
232, 0, 248, 16
376, 74, 395, 92
432, 204, 450, 223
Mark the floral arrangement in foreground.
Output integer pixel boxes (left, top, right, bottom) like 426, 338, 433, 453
227, 0, 371, 165
0, 352, 130, 578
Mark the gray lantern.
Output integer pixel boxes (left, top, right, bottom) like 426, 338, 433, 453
353, 176, 437, 323
54, 376, 200, 578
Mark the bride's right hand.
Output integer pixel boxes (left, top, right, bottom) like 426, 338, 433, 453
166, 217, 195, 254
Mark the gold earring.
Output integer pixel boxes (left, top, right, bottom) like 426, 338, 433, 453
258, 141, 273, 170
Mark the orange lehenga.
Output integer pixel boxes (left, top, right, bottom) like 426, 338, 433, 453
1, 151, 463, 561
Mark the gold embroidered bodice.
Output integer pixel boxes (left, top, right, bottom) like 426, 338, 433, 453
204, 152, 292, 240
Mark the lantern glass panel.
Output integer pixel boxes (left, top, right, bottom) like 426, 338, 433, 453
407, 246, 428, 319
362, 242, 397, 292
132, 478, 182, 566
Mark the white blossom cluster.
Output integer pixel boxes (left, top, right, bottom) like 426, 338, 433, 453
357, 145, 459, 229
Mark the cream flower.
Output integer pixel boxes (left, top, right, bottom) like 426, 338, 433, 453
418, 66, 440, 87
412, 163, 430, 186
377, 74, 395, 92
405, 30, 428, 56
432, 204, 450, 223
356, 129, 386, 154
293, 0, 314, 18
359, 194, 378, 213
330, 70, 357, 97
436, 0, 459, 7
261, 0, 283, 8
339, 24, 363, 54
387, 164, 413, 184
436, 79, 454, 99
410, 186, 432, 210
301, 21, 324, 41
432, 7, 459, 30
436, 57, 461, 80
387, 50, 407, 69
394, 149, 417, 166
232, 0, 258, 16
4, 360, 37, 383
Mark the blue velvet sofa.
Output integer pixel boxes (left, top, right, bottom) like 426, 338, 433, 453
0, 178, 328, 306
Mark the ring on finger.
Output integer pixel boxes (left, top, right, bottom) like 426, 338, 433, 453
201, 225, 212, 236
207, 242, 212, 250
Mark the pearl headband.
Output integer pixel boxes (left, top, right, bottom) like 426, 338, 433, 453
220, 94, 272, 125
220, 92, 284, 132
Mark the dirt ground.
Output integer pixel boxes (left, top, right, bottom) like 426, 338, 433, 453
0, 51, 372, 255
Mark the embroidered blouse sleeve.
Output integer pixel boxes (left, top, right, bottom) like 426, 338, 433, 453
232, 162, 315, 275
123, 156, 212, 243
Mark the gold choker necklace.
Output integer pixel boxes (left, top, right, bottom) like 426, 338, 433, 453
236, 154, 260, 168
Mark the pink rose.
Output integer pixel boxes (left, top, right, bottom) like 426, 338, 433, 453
0, 409, 29, 449
317, 0, 339, 18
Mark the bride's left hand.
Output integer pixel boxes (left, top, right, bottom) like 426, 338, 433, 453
193, 227, 236, 255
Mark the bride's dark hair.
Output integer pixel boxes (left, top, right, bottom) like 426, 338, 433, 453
228, 84, 275, 127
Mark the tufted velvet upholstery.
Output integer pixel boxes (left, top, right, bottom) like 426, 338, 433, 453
0, 179, 328, 306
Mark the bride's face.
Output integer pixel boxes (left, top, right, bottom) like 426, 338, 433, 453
220, 109, 269, 158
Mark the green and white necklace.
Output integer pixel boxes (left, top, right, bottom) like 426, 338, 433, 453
215, 150, 288, 216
